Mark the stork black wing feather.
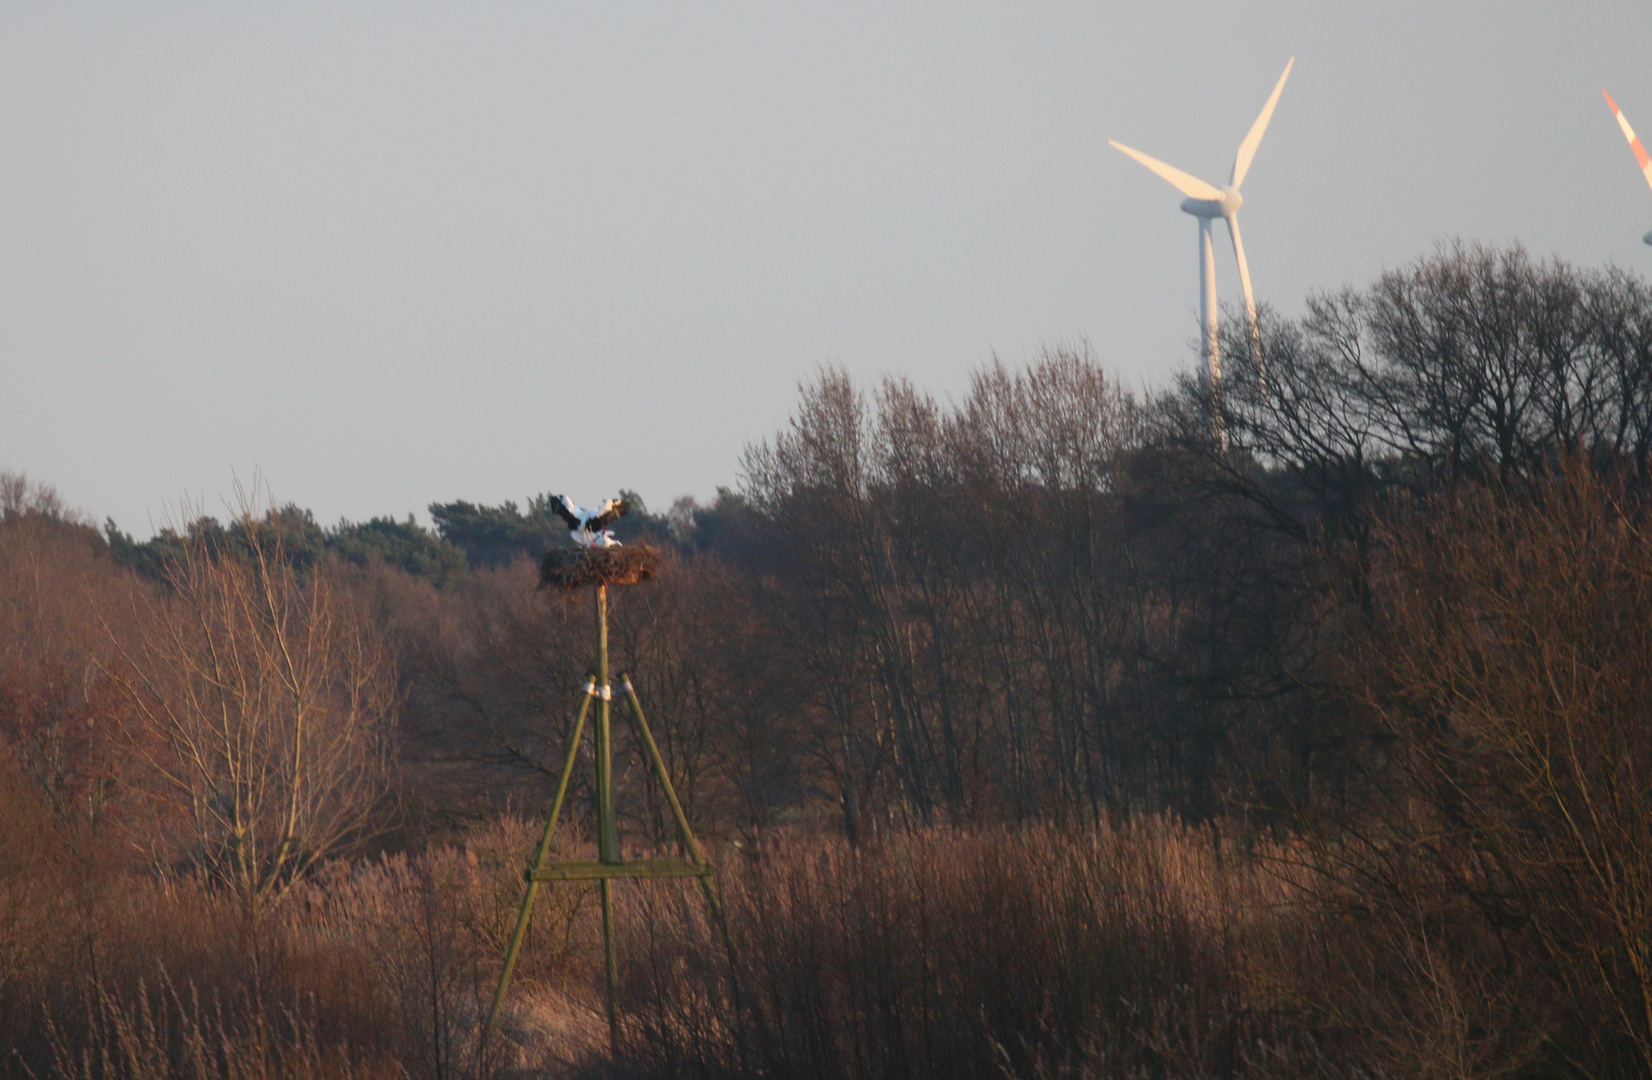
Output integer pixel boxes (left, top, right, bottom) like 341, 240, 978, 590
592, 499, 629, 529
548, 496, 581, 529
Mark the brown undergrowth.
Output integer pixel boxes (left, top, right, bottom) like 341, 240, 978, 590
5, 810, 1326, 1080
6, 805, 1614, 1080
0, 815, 605, 1080
612, 820, 1315, 1080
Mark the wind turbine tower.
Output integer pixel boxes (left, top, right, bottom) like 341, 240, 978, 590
1602, 90, 1652, 246
1110, 59, 1294, 428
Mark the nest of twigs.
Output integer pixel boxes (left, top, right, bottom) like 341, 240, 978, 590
539, 544, 662, 590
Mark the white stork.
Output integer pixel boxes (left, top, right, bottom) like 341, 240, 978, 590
550, 495, 628, 548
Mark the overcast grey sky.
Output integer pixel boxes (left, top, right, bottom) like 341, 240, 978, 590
1, 1, 1647, 533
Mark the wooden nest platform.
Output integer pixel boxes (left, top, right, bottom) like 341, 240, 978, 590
539, 544, 662, 590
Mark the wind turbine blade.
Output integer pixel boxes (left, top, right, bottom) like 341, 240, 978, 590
1227, 215, 1267, 391
1603, 89, 1652, 196
1226, 216, 1259, 339
1231, 58, 1294, 188
1109, 140, 1222, 201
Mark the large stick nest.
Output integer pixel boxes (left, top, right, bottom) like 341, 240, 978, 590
539, 544, 662, 590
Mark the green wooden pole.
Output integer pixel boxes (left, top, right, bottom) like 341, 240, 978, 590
601, 877, 620, 1046
595, 583, 621, 1050
596, 584, 618, 863
480, 679, 595, 1055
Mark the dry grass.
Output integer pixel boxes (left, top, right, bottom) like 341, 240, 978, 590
7, 811, 1318, 1080
612, 819, 1313, 1080
39, 977, 402, 1080
4, 806, 1627, 1079
0, 815, 606, 1080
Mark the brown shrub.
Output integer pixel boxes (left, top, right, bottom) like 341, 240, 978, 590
0, 813, 614, 1080
615, 819, 1309, 1080
0, 500, 150, 860
1303, 457, 1652, 1076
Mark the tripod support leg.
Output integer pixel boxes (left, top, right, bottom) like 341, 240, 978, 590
619, 674, 749, 1071
480, 679, 596, 1057
618, 674, 707, 867
619, 673, 731, 924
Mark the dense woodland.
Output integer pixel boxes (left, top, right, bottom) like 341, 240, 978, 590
7, 240, 1652, 1077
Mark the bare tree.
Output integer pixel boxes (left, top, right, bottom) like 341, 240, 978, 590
1324, 458, 1652, 1074
737, 351, 1153, 830
1221, 239, 1652, 489
106, 496, 394, 914
0, 470, 76, 522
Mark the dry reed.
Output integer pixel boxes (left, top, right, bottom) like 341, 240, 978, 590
0, 816, 606, 1080
613, 819, 1311, 1080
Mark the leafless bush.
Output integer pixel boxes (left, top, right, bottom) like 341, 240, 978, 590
1301, 456, 1652, 1075
0, 494, 143, 853
103, 493, 395, 914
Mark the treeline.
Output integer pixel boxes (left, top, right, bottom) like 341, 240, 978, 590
99, 486, 701, 583
399, 240, 1652, 842
18, 238, 1652, 846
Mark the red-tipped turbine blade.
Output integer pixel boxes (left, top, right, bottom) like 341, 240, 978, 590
1604, 89, 1652, 195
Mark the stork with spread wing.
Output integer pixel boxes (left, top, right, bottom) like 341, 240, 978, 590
550, 495, 628, 548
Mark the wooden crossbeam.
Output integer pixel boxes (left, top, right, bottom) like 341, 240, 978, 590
526, 858, 711, 882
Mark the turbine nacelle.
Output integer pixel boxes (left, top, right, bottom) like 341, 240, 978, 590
1180, 186, 1243, 219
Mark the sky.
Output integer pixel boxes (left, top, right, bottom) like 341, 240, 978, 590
1, 1, 1648, 534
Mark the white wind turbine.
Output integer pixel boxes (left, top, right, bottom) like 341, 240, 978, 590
1602, 89, 1652, 246
1110, 59, 1294, 429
